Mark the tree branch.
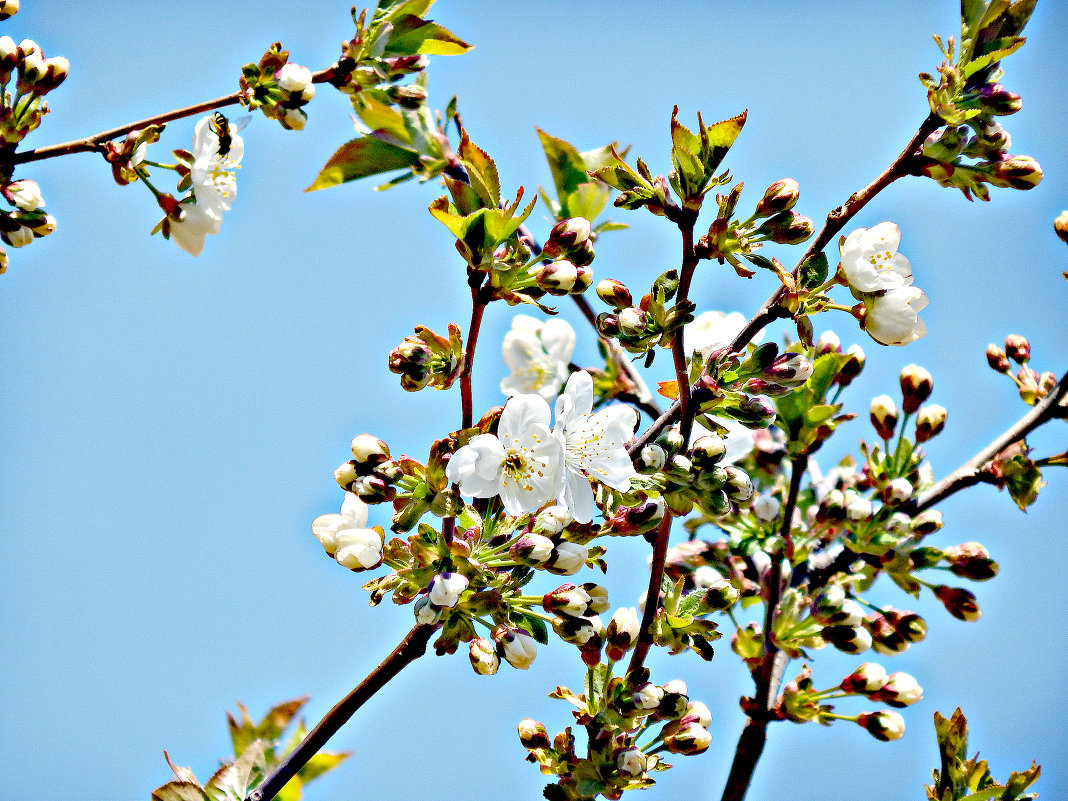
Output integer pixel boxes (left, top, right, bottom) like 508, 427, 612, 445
909, 368, 1068, 514
244, 623, 436, 801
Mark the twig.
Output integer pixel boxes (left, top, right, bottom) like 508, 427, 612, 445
244, 623, 436, 801
909, 368, 1068, 514
10, 68, 337, 165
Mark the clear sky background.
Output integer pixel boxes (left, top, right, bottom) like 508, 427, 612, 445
2, 2, 1066, 800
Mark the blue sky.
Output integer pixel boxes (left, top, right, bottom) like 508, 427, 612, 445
2, 2, 1066, 800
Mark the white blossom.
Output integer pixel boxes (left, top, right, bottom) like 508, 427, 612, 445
500, 314, 576, 399
500, 629, 538, 669
190, 115, 243, 219
6, 179, 44, 211
446, 393, 563, 517
276, 63, 312, 93
863, 285, 929, 346
684, 309, 763, 354
428, 572, 469, 608
311, 492, 368, 555
552, 371, 637, 523
169, 202, 221, 257
840, 222, 913, 293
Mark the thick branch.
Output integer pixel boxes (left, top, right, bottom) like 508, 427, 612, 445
720, 455, 806, 801
909, 368, 1068, 514
245, 623, 435, 801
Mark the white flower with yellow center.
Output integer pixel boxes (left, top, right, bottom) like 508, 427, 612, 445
500, 314, 576, 399
840, 222, 912, 293
446, 394, 563, 517
190, 114, 244, 219
552, 371, 637, 523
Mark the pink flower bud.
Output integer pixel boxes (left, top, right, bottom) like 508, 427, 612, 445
856, 709, 905, 741
841, 662, 889, 694
899, 363, 933, 413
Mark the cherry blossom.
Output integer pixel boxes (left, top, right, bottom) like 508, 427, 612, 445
500, 314, 576, 399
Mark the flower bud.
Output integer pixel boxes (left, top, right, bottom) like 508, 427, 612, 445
537, 259, 592, 295
873, 672, 923, 707
689, 434, 727, 468
755, 210, 814, 244
276, 62, 312, 93
698, 574, 739, 611
815, 330, 841, 355
543, 216, 592, 259
543, 583, 592, 616
596, 278, 632, 310
910, 509, 943, 537
350, 433, 390, 464
869, 395, 898, 440
765, 353, 814, 388
990, 155, 1043, 190
899, 364, 933, 414
835, 344, 866, 387
822, 624, 872, 654
496, 627, 538, 669
605, 606, 640, 661
552, 613, 602, 645
510, 532, 554, 566
884, 478, 913, 505
1004, 334, 1030, 364
723, 465, 755, 502
856, 710, 905, 741
751, 493, 781, 524
944, 542, 999, 581
662, 720, 712, 754
469, 637, 500, 675
1055, 210, 1068, 245
638, 443, 667, 471
932, 585, 982, 621
868, 613, 909, 656
0, 0, 18, 21
428, 572, 468, 608
914, 404, 947, 443
617, 306, 646, 338
883, 609, 928, 643
755, 178, 800, 217
387, 83, 427, 109
546, 541, 588, 576
840, 662, 889, 694
533, 505, 573, 535
334, 528, 384, 570
413, 595, 441, 625
633, 681, 665, 711
978, 82, 1022, 116
615, 746, 648, 778
518, 718, 551, 750
985, 344, 1010, 374
3, 179, 44, 211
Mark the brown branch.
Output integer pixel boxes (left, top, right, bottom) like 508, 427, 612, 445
720, 454, 806, 801
626, 509, 673, 676
10, 68, 337, 166
909, 368, 1068, 514
244, 623, 436, 801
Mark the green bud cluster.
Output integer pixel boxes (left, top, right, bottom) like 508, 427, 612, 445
595, 270, 695, 357
388, 323, 464, 391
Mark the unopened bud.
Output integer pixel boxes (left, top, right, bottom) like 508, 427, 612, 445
1055, 211, 1068, 245
751, 493, 781, 524
510, 533, 554, 566
914, 404, 947, 443
615, 746, 648, 778
617, 306, 646, 337
755, 210, 814, 244
869, 395, 898, 440
856, 710, 905, 741
840, 662, 888, 694
978, 82, 1022, 115
538, 259, 592, 295
986, 343, 1011, 372
990, 155, 1043, 190
543, 216, 592, 258
944, 542, 999, 581
546, 541, 589, 575
872, 672, 923, 707
517, 718, 551, 750
884, 609, 928, 643
911, 509, 943, 537
605, 606, 640, 661
836, 344, 865, 387
822, 624, 872, 654
932, 585, 982, 621
0, 0, 18, 21
1004, 334, 1030, 364
469, 637, 500, 675
899, 364, 933, 413
596, 278, 633, 310
815, 330, 841, 355
754, 177, 800, 217
350, 433, 390, 464
662, 719, 711, 754
723, 465, 754, 502
689, 434, 727, 468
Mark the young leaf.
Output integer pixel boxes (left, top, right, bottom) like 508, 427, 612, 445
305, 137, 421, 191
383, 15, 473, 56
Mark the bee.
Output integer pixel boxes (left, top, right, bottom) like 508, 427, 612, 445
207, 112, 250, 158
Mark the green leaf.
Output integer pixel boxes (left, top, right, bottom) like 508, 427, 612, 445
700, 110, 747, 173
383, 14, 473, 56
305, 136, 420, 191
297, 751, 351, 784
151, 783, 210, 801
458, 134, 500, 207
257, 698, 308, 742
565, 181, 611, 223
515, 609, 549, 644
961, 0, 987, 29
799, 251, 829, 289
537, 128, 591, 200
963, 37, 1026, 77
352, 93, 411, 143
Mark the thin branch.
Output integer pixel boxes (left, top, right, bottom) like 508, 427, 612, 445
909, 368, 1068, 514
626, 510, 673, 676
460, 277, 488, 430
10, 68, 337, 166
245, 623, 436, 801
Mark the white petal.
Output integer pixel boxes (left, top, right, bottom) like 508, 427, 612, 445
562, 370, 594, 417
540, 318, 576, 362
340, 492, 369, 528
560, 468, 596, 523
